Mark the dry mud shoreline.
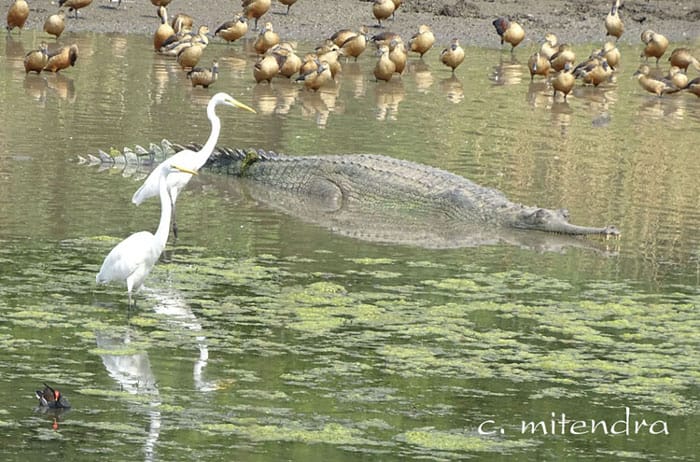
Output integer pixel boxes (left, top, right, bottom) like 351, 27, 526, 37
17, 0, 700, 48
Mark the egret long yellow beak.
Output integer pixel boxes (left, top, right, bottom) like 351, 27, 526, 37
226, 97, 256, 114
172, 164, 199, 175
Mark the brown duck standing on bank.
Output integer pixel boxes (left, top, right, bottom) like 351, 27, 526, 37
337, 26, 369, 62
270, 42, 302, 78
552, 62, 575, 101
297, 60, 332, 91
24, 41, 49, 74
151, 0, 174, 6
43, 9, 66, 39
605, 0, 623, 41
634, 64, 680, 96
44, 44, 78, 72
154, 6, 174, 50
640, 30, 669, 64
177, 41, 206, 70
388, 38, 407, 75
665, 66, 688, 90
549, 43, 575, 72
597, 41, 620, 70
440, 38, 465, 74
215, 13, 248, 43
188, 60, 219, 88
6, 0, 29, 33
408, 24, 435, 59
668, 48, 700, 73
539, 33, 559, 60
391, 0, 403, 19
58, 0, 93, 19
374, 44, 395, 82
277, 0, 297, 15
254, 21, 280, 55
492, 17, 525, 52
253, 53, 279, 83
372, 0, 395, 28
242, 0, 271, 30
527, 51, 550, 81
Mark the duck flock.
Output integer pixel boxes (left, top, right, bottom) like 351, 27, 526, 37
6, 0, 700, 98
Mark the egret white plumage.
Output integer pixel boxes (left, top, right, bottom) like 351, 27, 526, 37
96, 164, 198, 306
131, 92, 255, 238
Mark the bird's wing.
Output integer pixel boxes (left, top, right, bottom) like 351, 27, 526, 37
96, 232, 154, 283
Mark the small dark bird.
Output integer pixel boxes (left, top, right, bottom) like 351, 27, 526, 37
36, 383, 71, 409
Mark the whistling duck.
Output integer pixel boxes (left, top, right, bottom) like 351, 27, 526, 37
388, 38, 407, 75
299, 52, 318, 76
36, 383, 71, 409
43, 10, 66, 39
549, 43, 575, 72
666, 66, 688, 90
440, 38, 464, 74
527, 52, 550, 81
188, 60, 219, 88
278, 0, 297, 15
242, 0, 271, 30
539, 33, 559, 60
270, 42, 302, 78
686, 77, 700, 97
552, 62, 575, 101
24, 42, 49, 74
330, 28, 356, 47
315, 41, 341, 77
58, 0, 93, 19
337, 26, 368, 61
254, 22, 280, 55
597, 41, 620, 69
634, 64, 680, 96
391, 0, 403, 19
668, 48, 700, 73
492, 17, 525, 52
154, 6, 174, 50
577, 58, 611, 86
215, 13, 248, 43
371, 30, 400, 47
171, 12, 193, 34
253, 53, 279, 83
605, 0, 623, 41
640, 30, 669, 64
44, 44, 78, 72
6, 0, 29, 33
374, 45, 395, 82
373, 0, 395, 28
177, 41, 206, 69
160, 24, 208, 55
151, 0, 174, 6
296, 59, 332, 91
408, 24, 435, 58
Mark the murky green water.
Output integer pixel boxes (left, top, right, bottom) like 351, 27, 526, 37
0, 32, 698, 461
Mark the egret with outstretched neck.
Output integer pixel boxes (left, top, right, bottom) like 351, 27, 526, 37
97, 164, 198, 306
131, 92, 255, 238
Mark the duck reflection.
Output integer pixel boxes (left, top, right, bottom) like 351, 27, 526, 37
409, 60, 434, 93
489, 54, 523, 86
374, 79, 405, 120
550, 101, 574, 136
342, 62, 366, 98
299, 86, 339, 128
23, 74, 48, 104
252, 82, 280, 115
526, 80, 549, 108
439, 75, 464, 104
45, 72, 76, 102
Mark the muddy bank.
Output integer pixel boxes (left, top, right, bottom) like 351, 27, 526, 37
16, 0, 700, 48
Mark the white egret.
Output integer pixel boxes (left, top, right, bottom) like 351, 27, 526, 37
96, 164, 198, 306
131, 92, 255, 238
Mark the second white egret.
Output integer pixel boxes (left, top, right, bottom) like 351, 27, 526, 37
131, 92, 256, 238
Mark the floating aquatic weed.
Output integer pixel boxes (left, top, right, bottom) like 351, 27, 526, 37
398, 428, 538, 453
346, 257, 395, 265
77, 388, 153, 403
203, 420, 376, 446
